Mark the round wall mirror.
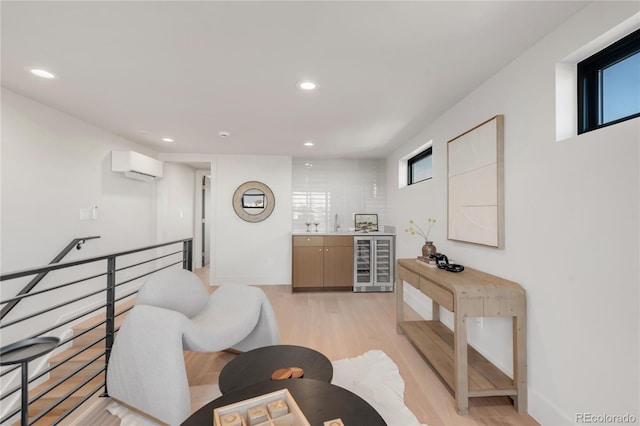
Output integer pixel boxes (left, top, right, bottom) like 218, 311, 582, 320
232, 181, 275, 223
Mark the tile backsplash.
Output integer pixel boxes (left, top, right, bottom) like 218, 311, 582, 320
292, 158, 386, 233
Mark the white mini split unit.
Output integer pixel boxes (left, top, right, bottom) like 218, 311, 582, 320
111, 151, 163, 181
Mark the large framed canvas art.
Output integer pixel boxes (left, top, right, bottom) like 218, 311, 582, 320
447, 115, 504, 248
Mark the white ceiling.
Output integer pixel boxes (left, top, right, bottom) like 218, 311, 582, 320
1, 1, 588, 159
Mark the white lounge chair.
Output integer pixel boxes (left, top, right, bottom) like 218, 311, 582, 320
106, 268, 280, 425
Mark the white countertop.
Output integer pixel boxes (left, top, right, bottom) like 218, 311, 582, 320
292, 231, 395, 236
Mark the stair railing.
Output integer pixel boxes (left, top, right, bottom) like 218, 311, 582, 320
0, 236, 101, 321
0, 237, 193, 426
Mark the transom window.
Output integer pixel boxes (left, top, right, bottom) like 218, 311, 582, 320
578, 28, 640, 134
407, 147, 432, 185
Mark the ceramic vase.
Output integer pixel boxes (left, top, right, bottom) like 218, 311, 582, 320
422, 241, 437, 258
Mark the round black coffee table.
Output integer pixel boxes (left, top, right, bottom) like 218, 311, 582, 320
219, 345, 333, 394
181, 379, 386, 426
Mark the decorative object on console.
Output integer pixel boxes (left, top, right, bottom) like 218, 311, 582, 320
416, 256, 437, 267
431, 252, 465, 273
405, 218, 437, 257
421, 241, 437, 258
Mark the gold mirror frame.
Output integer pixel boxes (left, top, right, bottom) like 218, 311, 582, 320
232, 181, 275, 223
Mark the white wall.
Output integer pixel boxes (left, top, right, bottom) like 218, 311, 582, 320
0, 89, 198, 277
0, 91, 198, 277
387, 3, 639, 425
0, 88, 160, 275
211, 155, 292, 285
156, 162, 195, 243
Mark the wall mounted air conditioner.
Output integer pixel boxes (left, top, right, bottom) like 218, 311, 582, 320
111, 151, 163, 181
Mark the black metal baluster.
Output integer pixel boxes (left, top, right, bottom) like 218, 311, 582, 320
102, 257, 116, 396
183, 240, 193, 271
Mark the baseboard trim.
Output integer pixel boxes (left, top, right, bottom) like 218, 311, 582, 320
528, 387, 574, 426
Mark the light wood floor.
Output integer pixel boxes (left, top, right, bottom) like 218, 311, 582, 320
73, 268, 539, 426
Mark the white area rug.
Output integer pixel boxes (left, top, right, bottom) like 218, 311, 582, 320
332, 350, 427, 426
108, 349, 426, 426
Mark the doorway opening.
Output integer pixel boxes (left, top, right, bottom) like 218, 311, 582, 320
201, 175, 211, 267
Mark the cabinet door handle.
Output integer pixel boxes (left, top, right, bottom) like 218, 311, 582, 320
325, 248, 329, 252
318, 249, 322, 252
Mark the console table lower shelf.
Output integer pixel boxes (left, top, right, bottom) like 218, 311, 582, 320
399, 321, 516, 397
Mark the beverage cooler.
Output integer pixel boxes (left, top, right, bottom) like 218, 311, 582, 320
353, 236, 395, 292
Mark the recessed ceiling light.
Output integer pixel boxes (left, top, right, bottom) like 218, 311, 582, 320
218, 131, 230, 138
162, 137, 174, 142
298, 81, 317, 91
304, 141, 314, 147
304, 162, 313, 167
29, 68, 56, 79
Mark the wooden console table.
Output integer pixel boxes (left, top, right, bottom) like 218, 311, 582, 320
396, 258, 527, 415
